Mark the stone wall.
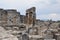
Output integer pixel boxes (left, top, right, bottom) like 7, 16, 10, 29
0, 9, 7, 26
0, 7, 60, 40
6, 9, 20, 25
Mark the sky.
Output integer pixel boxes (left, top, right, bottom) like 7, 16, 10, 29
0, 0, 60, 21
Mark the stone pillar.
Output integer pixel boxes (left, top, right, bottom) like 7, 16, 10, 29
22, 34, 29, 40
55, 34, 60, 40
25, 7, 36, 26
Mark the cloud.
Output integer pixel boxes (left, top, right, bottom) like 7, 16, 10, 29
0, 0, 60, 20
49, 0, 57, 4
0, 0, 59, 10
37, 13, 60, 21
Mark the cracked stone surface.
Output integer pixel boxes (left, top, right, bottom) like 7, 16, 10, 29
0, 26, 18, 40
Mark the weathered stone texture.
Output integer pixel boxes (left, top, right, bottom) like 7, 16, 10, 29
26, 7, 36, 26
0, 26, 18, 40
0, 9, 7, 26
0, 7, 60, 40
6, 10, 20, 25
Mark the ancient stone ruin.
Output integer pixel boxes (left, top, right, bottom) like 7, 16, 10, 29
0, 7, 60, 40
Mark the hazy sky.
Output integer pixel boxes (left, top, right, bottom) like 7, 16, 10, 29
0, 0, 60, 21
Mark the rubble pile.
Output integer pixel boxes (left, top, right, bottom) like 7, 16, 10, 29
0, 7, 60, 40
